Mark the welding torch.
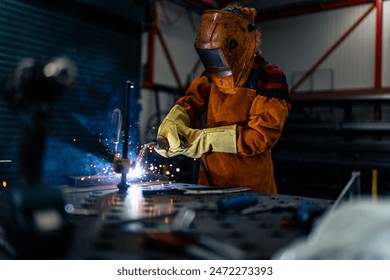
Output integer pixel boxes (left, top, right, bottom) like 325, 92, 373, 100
153, 136, 214, 186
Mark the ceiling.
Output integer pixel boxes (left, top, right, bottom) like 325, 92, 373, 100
166, 0, 373, 21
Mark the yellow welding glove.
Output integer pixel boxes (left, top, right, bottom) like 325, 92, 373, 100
155, 104, 190, 158
172, 124, 237, 158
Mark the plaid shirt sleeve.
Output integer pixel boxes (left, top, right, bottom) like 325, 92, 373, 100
237, 53, 290, 156
251, 52, 289, 101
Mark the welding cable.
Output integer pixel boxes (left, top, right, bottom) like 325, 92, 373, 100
111, 108, 122, 154
197, 158, 213, 186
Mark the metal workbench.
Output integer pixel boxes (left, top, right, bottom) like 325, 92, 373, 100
58, 181, 333, 260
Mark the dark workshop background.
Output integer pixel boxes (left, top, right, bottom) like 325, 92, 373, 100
0, 0, 145, 186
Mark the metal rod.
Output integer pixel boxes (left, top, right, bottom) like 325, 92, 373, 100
375, 0, 383, 89
122, 81, 133, 160
291, 3, 375, 93
118, 81, 134, 191
330, 171, 361, 212
374, 0, 383, 122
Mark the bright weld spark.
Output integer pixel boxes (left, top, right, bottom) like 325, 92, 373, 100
127, 164, 145, 179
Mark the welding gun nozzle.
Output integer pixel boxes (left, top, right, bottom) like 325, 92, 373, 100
156, 136, 170, 151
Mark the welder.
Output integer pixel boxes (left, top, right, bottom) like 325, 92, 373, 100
155, 4, 290, 193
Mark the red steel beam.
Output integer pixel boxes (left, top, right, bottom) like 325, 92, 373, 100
256, 0, 372, 22
143, 0, 184, 89
291, 3, 375, 93
320, 0, 373, 10
375, 0, 383, 89
290, 87, 390, 102
374, 0, 383, 120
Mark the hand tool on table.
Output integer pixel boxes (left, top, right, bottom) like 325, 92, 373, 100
146, 208, 246, 259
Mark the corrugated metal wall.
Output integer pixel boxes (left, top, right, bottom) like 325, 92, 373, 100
260, 3, 377, 92
0, 0, 144, 186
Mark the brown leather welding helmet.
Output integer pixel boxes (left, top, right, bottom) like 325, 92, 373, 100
194, 6, 257, 94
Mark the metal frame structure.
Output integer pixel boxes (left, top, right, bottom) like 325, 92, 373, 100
143, 0, 388, 100
290, 0, 386, 99
142, 0, 188, 93
290, 2, 376, 93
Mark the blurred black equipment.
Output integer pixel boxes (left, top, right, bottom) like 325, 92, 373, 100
0, 57, 76, 259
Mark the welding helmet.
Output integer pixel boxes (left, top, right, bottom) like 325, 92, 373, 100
194, 6, 258, 94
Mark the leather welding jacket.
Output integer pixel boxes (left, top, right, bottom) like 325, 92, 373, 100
176, 52, 290, 193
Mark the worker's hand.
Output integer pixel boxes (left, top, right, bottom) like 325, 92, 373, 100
155, 125, 186, 157
174, 124, 237, 158
155, 104, 190, 158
